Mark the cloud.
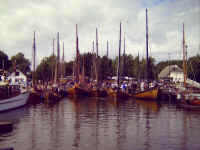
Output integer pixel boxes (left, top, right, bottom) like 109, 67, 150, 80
0, 0, 199, 69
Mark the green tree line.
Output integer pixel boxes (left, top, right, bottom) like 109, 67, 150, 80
1, 50, 200, 83
0, 50, 31, 75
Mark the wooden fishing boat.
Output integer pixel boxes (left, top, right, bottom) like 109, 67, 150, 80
107, 22, 131, 100
132, 9, 158, 100
132, 86, 159, 100
67, 83, 92, 97
176, 23, 200, 110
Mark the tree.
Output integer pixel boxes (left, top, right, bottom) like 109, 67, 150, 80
139, 57, 156, 80
36, 55, 56, 81
187, 54, 200, 82
121, 54, 135, 77
64, 61, 73, 76
10, 52, 31, 74
99, 56, 113, 80
0, 50, 11, 70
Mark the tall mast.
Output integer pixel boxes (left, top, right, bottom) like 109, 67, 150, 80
137, 52, 140, 80
117, 22, 122, 89
107, 40, 109, 57
54, 32, 60, 84
57, 32, 60, 79
146, 8, 149, 85
53, 38, 55, 56
52, 38, 55, 82
75, 24, 80, 83
96, 28, 99, 57
182, 23, 187, 88
96, 28, 99, 83
92, 40, 97, 80
32, 31, 36, 86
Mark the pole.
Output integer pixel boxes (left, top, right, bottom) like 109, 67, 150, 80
117, 22, 122, 89
146, 8, 149, 87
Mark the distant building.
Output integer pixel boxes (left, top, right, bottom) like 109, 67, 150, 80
158, 65, 200, 88
8, 69, 27, 86
158, 65, 184, 82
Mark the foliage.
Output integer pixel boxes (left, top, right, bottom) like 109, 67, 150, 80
27, 51, 200, 83
36, 55, 56, 81
99, 56, 113, 80
187, 54, 200, 82
0, 50, 11, 70
64, 61, 73, 76
10, 52, 31, 75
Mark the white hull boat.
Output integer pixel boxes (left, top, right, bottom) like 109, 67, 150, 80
0, 92, 30, 112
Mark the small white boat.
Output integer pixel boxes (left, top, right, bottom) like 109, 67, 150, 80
0, 92, 30, 112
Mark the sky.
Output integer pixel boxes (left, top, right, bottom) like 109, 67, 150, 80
0, 0, 200, 68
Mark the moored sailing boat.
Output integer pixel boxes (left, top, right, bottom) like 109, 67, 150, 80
27, 31, 43, 103
177, 23, 200, 109
107, 22, 131, 99
90, 28, 108, 97
132, 9, 158, 100
67, 24, 92, 97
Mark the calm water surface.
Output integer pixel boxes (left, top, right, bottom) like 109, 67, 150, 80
0, 97, 200, 150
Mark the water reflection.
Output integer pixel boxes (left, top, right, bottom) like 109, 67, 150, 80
0, 107, 29, 123
0, 107, 29, 145
0, 97, 200, 150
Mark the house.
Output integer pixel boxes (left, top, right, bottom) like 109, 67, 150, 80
158, 65, 200, 88
8, 69, 27, 86
158, 65, 184, 82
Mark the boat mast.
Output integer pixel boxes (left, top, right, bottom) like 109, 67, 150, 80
75, 24, 80, 83
54, 32, 60, 84
146, 8, 149, 87
96, 28, 99, 84
92, 40, 97, 81
32, 31, 36, 87
57, 32, 60, 80
117, 22, 122, 89
182, 23, 187, 88
52, 38, 55, 82
137, 52, 140, 80
107, 40, 109, 57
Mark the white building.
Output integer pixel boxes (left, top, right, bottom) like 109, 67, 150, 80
158, 65, 200, 88
8, 69, 27, 86
158, 65, 183, 82
170, 71, 184, 82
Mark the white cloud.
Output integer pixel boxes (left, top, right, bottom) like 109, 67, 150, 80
0, 0, 199, 68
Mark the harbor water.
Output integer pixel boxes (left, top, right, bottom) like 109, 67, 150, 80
0, 97, 200, 150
